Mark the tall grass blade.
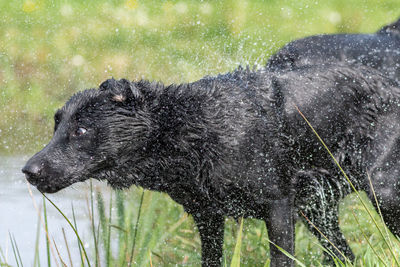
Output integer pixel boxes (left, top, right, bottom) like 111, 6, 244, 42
26, 183, 58, 267
295, 106, 400, 266
9, 235, 19, 267
266, 238, 306, 267
128, 189, 145, 266
299, 211, 349, 263
97, 219, 101, 266
43, 196, 52, 267
149, 250, 153, 267
133, 191, 157, 265
230, 218, 243, 267
0, 247, 9, 266
115, 190, 127, 265
96, 192, 107, 252
42, 194, 92, 267
366, 172, 396, 251
34, 206, 42, 267
152, 213, 188, 253
89, 181, 99, 267
71, 204, 85, 267
96, 190, 114, 266
316, 245, 345, 266
135, 191, 171, 265
61, 228, 73, 267
107, 191, 113, 266
351, 210, 387, 266
52, 237, 67, 267
9, 232, 23, 267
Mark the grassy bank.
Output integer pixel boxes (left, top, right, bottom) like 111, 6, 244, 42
1, 0, 399, 154
2, 185, 399, 266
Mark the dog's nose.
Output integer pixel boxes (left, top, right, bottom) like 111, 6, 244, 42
22, 163, 42, 184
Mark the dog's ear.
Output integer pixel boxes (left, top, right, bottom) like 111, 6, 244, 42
99, 78, 141, 103
377, 17, 400, 37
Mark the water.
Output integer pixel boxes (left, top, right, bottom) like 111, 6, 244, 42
0, 155, 109, 266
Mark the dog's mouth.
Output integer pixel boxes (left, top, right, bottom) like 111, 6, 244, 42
36, 182, 65, 193
28, 173, 87, 193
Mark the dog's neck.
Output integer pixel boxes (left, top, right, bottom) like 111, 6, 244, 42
103, 80, 225, 197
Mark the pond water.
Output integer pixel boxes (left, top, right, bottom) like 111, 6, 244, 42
0, 155, 109, 266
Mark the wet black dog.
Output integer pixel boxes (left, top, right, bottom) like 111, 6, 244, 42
267, 17, 400, 82
23, 64, 400, 266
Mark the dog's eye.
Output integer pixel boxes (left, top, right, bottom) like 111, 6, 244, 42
73, 127, 87, 137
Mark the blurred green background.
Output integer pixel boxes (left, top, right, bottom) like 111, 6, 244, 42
0, 0, 399, 155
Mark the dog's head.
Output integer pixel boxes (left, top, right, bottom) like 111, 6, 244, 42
22, 78, 152, 193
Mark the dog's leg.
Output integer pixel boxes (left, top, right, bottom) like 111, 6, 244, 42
296, 170, 354, 264
265, 197, 295, 267
193, 212, 225, 267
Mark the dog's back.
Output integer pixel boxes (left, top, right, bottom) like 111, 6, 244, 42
267, 17, 400, 82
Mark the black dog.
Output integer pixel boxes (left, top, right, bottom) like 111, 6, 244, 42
267, 17, 400, 82
23, 64, 400, 266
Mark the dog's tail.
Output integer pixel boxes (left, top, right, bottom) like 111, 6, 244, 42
377, 17, 400, 37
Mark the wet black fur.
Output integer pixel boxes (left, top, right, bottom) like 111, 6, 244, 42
23, 64, 400, 266
267, 17, 400, 82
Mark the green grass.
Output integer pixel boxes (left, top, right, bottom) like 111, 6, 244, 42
3, 186, 400, 266
1, 0, 400, 154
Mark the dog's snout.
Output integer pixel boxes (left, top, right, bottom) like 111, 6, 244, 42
22, 163, 43, 184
